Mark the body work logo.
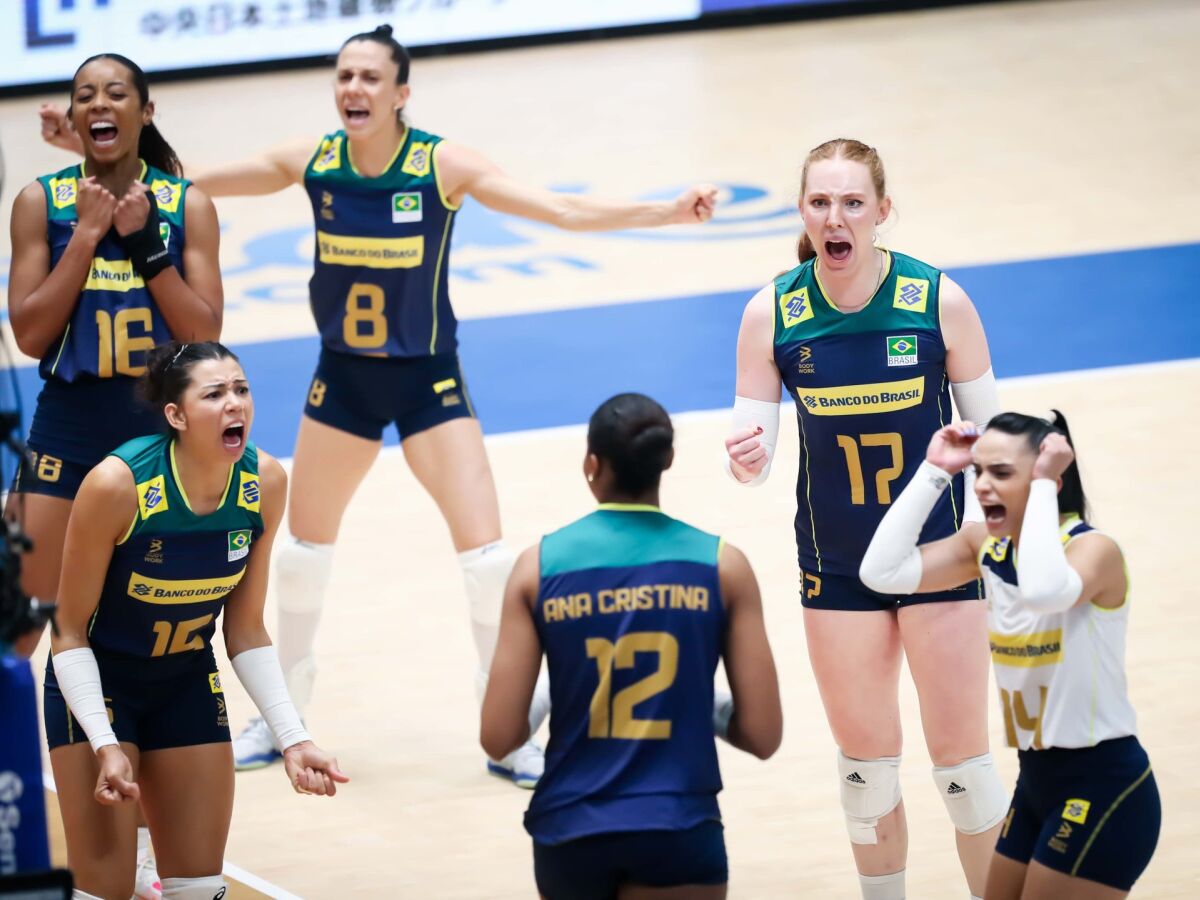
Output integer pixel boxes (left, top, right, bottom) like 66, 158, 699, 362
227, 529, 251, 562
886, 334, 918, 367
392, 192, 423, 224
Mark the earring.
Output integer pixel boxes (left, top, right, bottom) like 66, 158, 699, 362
587, 475, 594, 483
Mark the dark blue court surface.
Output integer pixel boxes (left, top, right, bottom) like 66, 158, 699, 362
4, 241, 1197, 464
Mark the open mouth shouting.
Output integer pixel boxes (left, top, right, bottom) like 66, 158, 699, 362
344, 104, 370, 125
89, 119, 119, 149
825, 240, 852, 262
222, 423, 245, 451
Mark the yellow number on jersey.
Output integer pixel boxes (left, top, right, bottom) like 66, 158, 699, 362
836, 432, 904, 505
95, 308, 154, 377
586, 631, 679, 740
150, 615, 214, 657
343, 283, 388, 350
1000, 685, 1047, 749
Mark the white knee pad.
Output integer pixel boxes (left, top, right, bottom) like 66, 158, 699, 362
274, 539, 334, 712
275, 539, 335, 615
459, 540, 516, 672
932, 752, 1009, 835
838, 750, 903, 845
160, 875, 228, 899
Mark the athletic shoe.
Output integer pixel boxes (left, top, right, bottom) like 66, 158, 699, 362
134, 847, 162, 900
487, 739, 544, 789
233, 717, 282, 770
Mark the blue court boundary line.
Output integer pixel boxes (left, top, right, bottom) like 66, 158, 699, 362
2, 241, 1197, 464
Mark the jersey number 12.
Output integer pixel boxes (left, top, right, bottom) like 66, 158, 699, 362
586, 631, 678, 740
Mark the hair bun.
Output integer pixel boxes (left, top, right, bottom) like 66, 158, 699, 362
374, 24, 393, 37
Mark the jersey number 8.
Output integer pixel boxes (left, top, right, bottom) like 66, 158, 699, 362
344, 283, 388, 350
586, 631, 679, 741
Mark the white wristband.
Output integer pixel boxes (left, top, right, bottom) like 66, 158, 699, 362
1015, 479, 1083, 612
859, 461, 952, 594
52, 647, 119, 753
725, 395, 780, 486
231, 645, 311, 751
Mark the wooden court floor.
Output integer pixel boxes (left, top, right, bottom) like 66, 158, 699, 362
3, 0, 1198, 895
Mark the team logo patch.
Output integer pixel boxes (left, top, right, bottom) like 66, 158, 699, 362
893, 276, 929, 313
401, 141, 432, 177
227, 529, 252, 562
1062, 798, 1091, 824
779, 288, 814, 328
137, 475, 169, 521
209, 672, 223, 694
392, 191, 423, 223
50, 176, 78, 209
150, 179, 181, 213
886, 334, 918, 367
312, 136, 343, 174
238, 472, 261, 513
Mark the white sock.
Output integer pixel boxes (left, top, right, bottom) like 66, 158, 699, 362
459, 540, 515, 672
274, 539, 335, 714
73, 891, 104, 899
859, 870, 905, 900
137, 825, 151, 856
160, 874, 228, 899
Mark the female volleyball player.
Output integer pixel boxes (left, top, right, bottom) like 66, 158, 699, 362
45, 342, 347, 900
723, 139, 1003, 899
860, 413, 1160, 898
42, 25, 717, 785
484, 392, 782, 899
15, 53, 224, 898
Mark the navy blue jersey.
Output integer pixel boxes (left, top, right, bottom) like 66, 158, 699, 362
303, 127, 459, 358
86, 434, 264, 675
37, 161, 183, 382
525, 504, 726, 844
773, 250, 968, 578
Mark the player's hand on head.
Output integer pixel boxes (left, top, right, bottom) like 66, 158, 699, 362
75, 178, 117, 240
94, 745, 139, 805
283, 741, 349, 797
926, 422, 980, 474
1032, 432, 1074, 481
670, 183, 718, 225
39, 103, 83, 155
113, 183, 153, 237
725, 426, 767, 478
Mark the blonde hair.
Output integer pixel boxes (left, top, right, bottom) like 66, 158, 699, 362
796, 139, 887, 263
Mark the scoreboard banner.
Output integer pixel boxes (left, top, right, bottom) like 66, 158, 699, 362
2, 0, 701, 88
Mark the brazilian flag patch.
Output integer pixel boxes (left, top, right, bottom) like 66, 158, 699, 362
227, 529, 252, 562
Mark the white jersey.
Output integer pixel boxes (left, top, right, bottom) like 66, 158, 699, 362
981, 517, 1137, 751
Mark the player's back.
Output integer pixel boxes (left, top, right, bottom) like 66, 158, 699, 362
525, 504, 725, 844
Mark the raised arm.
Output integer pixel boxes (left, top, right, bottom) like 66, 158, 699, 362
718, 542, 782, 759
436, 141, 716, 230
8, 180, 116, 358
189, 139, 314, 197
860, 424, 988, 594
37, 101, 311, 198
725, 284, 783, 485
480, 545, 542, 761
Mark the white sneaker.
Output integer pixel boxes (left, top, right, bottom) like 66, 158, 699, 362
487, 740, 544, 789
233, 717, 282, 770
134, 847, 162, 900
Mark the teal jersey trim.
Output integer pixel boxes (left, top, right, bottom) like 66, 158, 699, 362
540, 507, 720, 578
